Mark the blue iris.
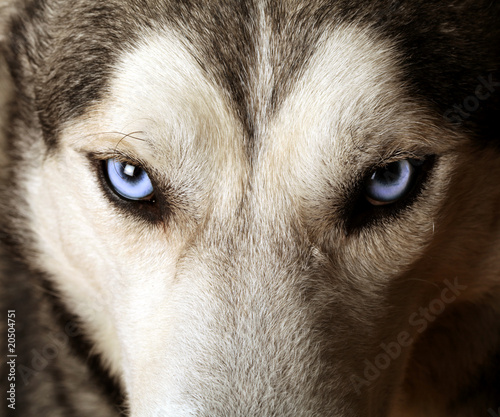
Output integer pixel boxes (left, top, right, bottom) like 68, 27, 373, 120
106, 159, 154, 200
365, 159, 416, 205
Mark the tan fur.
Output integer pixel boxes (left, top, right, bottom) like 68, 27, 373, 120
2, 1, 500, 416
23, 22, 500, 416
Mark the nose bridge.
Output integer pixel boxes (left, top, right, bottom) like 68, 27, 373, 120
171, 206, 352, 415
126, 207, 378, 417
201, 192, 306, 298
181, 264, 324, 414
158, 158, 386, 415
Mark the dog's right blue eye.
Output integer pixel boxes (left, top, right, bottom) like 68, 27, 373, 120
105, 159, 154, 201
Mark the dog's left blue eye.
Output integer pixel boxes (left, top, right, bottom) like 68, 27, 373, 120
105, 159, 154, 201
365, 159, 418, 205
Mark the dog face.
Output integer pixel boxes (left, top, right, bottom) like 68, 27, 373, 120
2, 1, 500, 416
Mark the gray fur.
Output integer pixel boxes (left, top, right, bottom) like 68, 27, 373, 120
1, 1, 500, 416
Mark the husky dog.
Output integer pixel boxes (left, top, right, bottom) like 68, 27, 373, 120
1, 0, 500, 416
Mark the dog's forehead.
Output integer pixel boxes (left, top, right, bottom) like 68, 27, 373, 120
64, 11, 436, 164
28, 0, 329, 145
65, 25, 408, 166
21, 0, 499, 149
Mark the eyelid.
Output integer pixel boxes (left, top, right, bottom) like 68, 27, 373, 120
372, 152, 427, 170
87, 151, 152, 173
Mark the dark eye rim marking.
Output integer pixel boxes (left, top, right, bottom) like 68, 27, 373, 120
344, 154, 437, 232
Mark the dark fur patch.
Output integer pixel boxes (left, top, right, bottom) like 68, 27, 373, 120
2, 1, 500, 415
5, 0, 500, 151
39, 277, 127, 415
7, 0, 143, 146
0, 258, 125, 416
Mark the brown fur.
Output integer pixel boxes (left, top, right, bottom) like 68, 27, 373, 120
1, 1, 500, 416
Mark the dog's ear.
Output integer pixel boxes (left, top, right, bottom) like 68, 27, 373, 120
2, 3, 35, 91
1, 0, 42, 137
0, 2, 16, 165
1, 0, 91, 148
394, 1, 500, 147
0, 0, 18, 47
475, 10, 500, 146
451, 4, 500, 146
1, 1, 137, 148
